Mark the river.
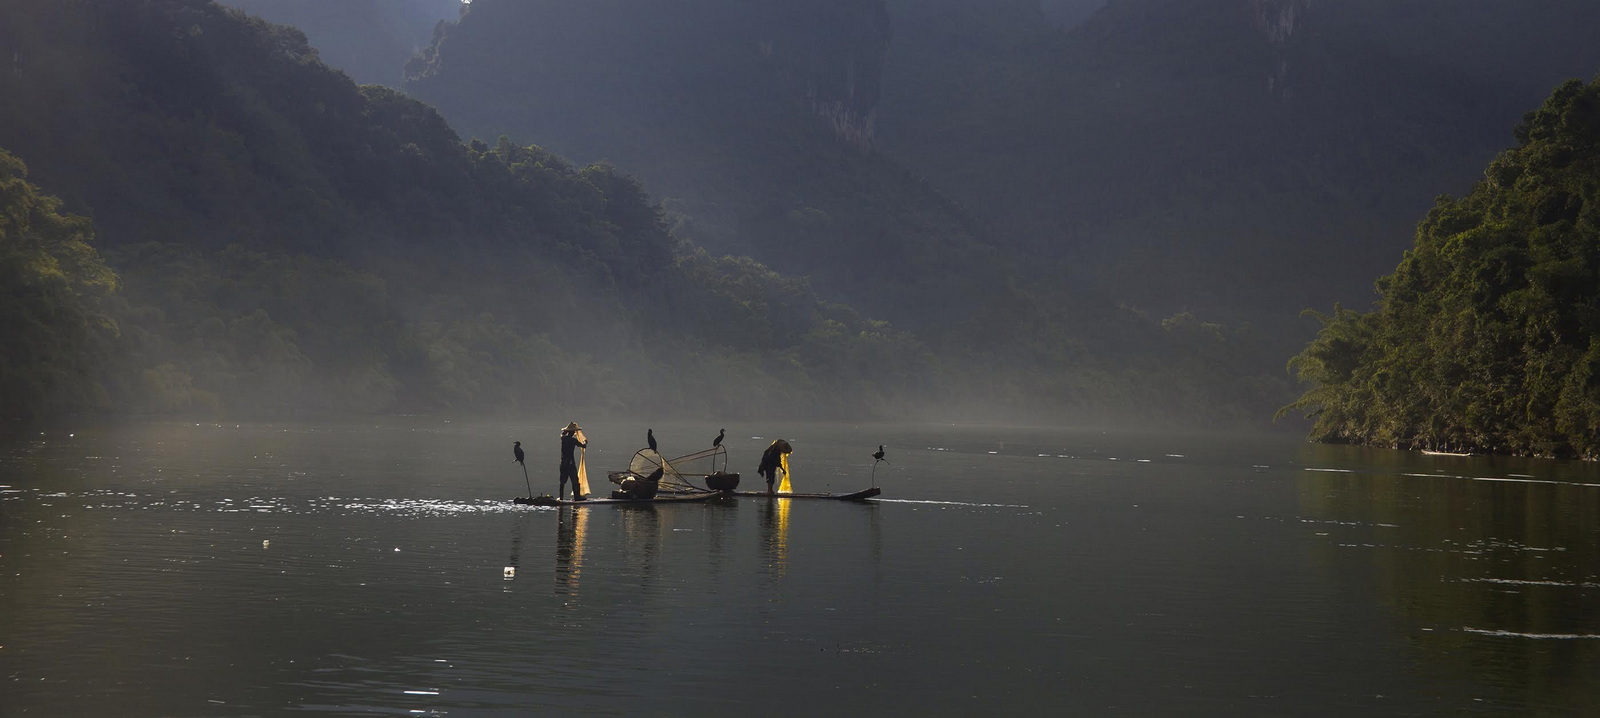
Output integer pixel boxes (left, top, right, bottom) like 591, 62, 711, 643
2, 419, 1597, 715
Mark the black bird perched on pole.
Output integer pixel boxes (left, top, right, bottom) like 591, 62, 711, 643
513, 441, 531, 498
713, 428, 725, 447
647, 428, 658, 452
873, 445, 887, 463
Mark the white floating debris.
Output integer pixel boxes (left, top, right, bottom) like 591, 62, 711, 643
262, 540, 270, 548
503, 566, 515, 578
394, 548, 401, 552
403, 690, 440, 695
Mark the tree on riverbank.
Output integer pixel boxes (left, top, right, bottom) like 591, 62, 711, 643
1283, 78, 1600, 457
0, 151, 119, 422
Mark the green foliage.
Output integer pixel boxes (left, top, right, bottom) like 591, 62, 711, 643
0, 150, 119, 421
1285, 79, 1600, 457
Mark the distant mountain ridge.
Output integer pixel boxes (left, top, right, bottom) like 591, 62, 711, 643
209, 0, 1600, 328
218, 0, 459, 86
881, 0, 1600, 320
403, 0, 1006, 330
0, 0, 936, 421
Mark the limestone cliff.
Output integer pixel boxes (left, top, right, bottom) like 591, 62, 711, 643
404, 0, 998, 329
761, 0, 889, 149
408, 0, 889, 151
1247, 0, 1309, 95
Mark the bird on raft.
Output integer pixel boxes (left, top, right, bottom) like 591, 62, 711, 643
713, 428, 725, 447
873, 445, 887, 463
513, 441, 525, 465
647, 428, 658, 452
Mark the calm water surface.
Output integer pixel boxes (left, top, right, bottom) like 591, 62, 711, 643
2, 419, 1598, 715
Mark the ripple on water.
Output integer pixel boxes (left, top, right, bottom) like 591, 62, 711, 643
45, 491, 552, 518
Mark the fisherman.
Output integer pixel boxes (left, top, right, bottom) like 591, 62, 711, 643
757, 439, 792, 495
560, 422, 588, 501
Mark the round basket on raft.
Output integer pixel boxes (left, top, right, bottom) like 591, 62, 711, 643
705, 472, 740, 491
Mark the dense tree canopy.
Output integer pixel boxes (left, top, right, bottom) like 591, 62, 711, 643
0, 151, 119, 421
1284, 79, 1600, 457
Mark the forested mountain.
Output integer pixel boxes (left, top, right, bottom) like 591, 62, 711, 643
1284, 79, 1600, 458
880, 0, 1600, 321
0, 0, 1290, 428
403, 0, 1004, 329
388, 0, 1600, 329
397, 0, 1297, 422
0, 0, 924, 422
216, 0, 459, 87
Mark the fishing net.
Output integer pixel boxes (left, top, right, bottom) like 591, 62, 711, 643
609, 445, 730, 492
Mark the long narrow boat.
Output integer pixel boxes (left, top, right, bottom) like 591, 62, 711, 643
730, 487, 881, 501
512, 492, 724, 507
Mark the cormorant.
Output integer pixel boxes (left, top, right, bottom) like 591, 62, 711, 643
872, 445, 887, 463
647, 428, 658, 452
513, 441, 525, 465
713, 428, 725, 447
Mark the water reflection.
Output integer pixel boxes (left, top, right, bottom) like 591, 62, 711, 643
619, 505, 662, 593
555, 507, 587, 600
1298, 444, 1600, 712
703, 500, 739, 579
761, 498, 791, 578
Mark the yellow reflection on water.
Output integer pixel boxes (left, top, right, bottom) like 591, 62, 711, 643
556, 506, 587, 599
763, 498, 790, 578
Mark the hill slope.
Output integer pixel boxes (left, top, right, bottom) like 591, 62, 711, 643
216, 0, 459, 86
0, 0, 929, 422
402, 0, 1007, 330
0, 0, 1301, 428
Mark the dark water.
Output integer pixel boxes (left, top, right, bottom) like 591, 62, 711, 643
2, 419, 1597, 715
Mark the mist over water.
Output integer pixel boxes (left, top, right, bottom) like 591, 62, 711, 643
4, 419, 1596, 714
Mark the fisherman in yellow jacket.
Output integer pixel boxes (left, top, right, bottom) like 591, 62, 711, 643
757, 439, 792, 495
559, 422, 588, 500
